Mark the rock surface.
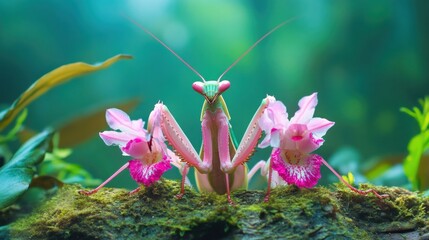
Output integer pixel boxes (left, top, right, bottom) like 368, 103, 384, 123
4, 180, 429, 239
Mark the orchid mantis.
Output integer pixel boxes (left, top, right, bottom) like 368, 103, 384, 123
79, 20, 389, 203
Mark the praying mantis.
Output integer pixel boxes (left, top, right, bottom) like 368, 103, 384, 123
79, 19, 388, 203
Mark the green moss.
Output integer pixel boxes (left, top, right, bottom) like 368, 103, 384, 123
8, 180, 429, 239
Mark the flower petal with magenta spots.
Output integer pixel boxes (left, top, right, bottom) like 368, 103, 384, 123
271, 148, 322, 188
128, 155, 172, 187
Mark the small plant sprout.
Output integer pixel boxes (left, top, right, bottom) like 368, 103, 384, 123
256, 93, 389, 201
342, 172, 355, 185
401, 96, 429, 190
79, 107, 181, 196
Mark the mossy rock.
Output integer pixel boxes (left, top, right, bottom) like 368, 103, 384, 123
4, 180, 429, 239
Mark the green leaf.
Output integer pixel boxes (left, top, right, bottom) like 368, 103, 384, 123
0, 145, 12, 167
16, 99, 140, 147
400, 107, 416, 119
0, 54, 132, 131
0, 109, 27, 144
403, 130, 429, 190
341, 172, 355, 185
0, 130, 53, 209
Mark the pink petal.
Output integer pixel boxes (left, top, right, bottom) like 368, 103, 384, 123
279, 124, 322, 153
269, 101, 288, 126
106, 108, 132, 130
295, 133, 324, 153
269, 129, 281, 148
290, 93, 318, 124
258, 135, 272, 149
128, 155, 172, 187
307, 117, 335, 138
106, 108, 147, 137
259, 109, 275, 133
259, 129, 281, 148
131, 119, 144, 130
258, 100, 289, 149
259, 100, 288, 132
271, 148, 322, 188
285, 123, 307, 141
121, 138, 150, 159
99, 131, 134, 146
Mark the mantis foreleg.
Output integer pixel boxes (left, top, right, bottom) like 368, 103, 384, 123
223, 96, 273, 173
157, 104, 209, 173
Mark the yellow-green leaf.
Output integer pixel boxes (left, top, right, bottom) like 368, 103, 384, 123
347, 172, 355, 185
341, 172, 355, 185
404, 130, 429, 190
0, 54, 132, 131
17, 98, 141, 147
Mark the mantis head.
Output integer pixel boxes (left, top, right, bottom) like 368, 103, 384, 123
192, 80, 230, 104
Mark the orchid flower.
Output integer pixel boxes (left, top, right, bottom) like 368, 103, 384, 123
100, 107, 172, 187
79, 106, 173, 196
259, 93, 334, 188
259, 93, 388, 200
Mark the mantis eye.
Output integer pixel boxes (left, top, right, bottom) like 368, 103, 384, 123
218, 80, 230, 94
192, 81, 204, 94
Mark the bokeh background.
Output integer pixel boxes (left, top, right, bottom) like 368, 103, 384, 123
1, 0, 427, 189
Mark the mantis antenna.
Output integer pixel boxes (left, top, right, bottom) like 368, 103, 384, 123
217, 18, 297, 82
125, 16, 206, 82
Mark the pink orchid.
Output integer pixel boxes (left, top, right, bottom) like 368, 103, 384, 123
258, 93, 389, 201
99, 107, 172, 187
259, 93, 334, 188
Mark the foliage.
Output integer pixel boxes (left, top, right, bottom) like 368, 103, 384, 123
0, 110, 27, 145
0, 54, 132, 131
38, 133, 101, 187
341, 172, 355, 185
0, 130, 53, 209
0, 54, 131, 210
401, 96, 429, 190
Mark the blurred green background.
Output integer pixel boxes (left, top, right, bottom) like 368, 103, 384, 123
0, 0, 427, 189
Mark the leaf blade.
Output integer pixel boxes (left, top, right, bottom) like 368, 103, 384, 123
0, 130, 53, 209
0, 54, 132, 131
